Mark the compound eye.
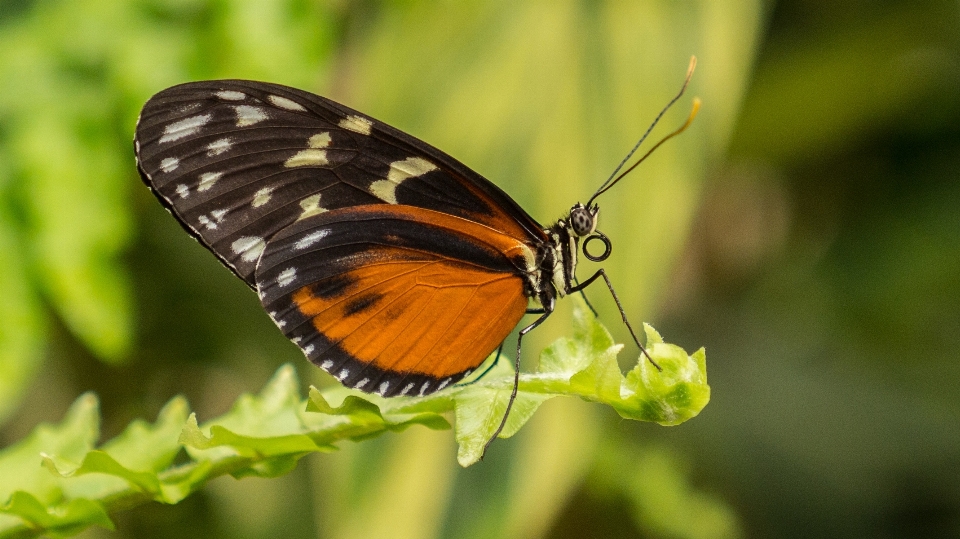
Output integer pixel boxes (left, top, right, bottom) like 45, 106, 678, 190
570, 208, 596, 236
582, 231, 612, 262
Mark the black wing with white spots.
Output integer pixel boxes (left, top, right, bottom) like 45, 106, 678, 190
134, 80, 546, 287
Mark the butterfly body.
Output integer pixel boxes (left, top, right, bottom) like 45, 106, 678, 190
134, 80, 596, 397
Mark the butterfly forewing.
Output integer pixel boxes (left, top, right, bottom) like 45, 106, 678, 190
255, 205, 530, 397
135, 80, 546, 287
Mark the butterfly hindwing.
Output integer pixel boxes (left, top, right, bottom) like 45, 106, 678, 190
134, 80, 546, 287
255, 205, 532, 397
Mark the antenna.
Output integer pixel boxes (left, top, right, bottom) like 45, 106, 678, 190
587, 56, 699, 207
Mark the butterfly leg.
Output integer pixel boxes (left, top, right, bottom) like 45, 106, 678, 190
482, 309, 553, 456
456, 344, 503, 387
572, 276, 599, 317
571, 269, 662, 371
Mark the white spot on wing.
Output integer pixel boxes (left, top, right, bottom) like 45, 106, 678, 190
216, 90, 245, 100
339, 115, 372, 135
419, 382, 431, 396
211, 209, 228, 222
401, 383, 414, 396
297, 194, 327, 220
304, 344, 315, 354
377, 382, 390, 396
292, 336, 302, 344
336, 369, 349, 381
175, 184, 189, 198
198, 215, 216, 230
231, 236, 266, 263
370, 157, 438, 204
320, 359, 333, 369
294, 229, 330, 249
160, 157, 179, 173
436, 379, 451, 391
252, 187, 273, 207
234, 105, 268, 127
159, 114, 211, 143
355, 378, 369, 389
277, 267, 297, 287
268, 95, 306, 111
198, 172, 222, 192
207, 138, 232, 156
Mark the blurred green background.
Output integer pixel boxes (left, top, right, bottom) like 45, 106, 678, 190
1, 0, 958, 537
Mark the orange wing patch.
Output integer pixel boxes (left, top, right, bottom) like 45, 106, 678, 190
291, 256, 527, 379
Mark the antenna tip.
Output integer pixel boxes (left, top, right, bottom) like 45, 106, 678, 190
687, 56, 698, 76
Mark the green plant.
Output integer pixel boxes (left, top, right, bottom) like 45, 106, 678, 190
0, 305, 707, 538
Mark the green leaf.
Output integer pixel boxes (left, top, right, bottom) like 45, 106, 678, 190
0, 310, 708, 538
1, 491, 113, 538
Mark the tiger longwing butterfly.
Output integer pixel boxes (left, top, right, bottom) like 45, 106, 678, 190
134, 57, 698, 452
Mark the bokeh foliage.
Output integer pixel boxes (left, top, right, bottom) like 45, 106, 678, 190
1, 0, 957, 537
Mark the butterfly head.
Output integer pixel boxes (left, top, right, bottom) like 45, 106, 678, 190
564, 202, 611, 264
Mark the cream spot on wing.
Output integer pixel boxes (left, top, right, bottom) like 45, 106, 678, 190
268, 95, 306, 111
369, 180, 397, 204
303, 344, 315, 354
284, 149, 327, 168
436, 378, 451, 391
160, 157, 179, 173
338, 115, 372, 135
159, 114, 211, 143
377, 382, 390, 396
388, 156, 438, 182
370, 157, 438, 204
284, 132, 332, 168
231, 236, 266, 263
320, 359, 333, 369
419, 382, 431, 396
252, 187, 274, 207
336, 369, 349, 381
292, 336, 302, 344
211, 209, 228, 222
294, 228, 330, 250
216, 90, 245, 101
207, 138, 232, 156
234, 105, 268, 127
355, 378, 369, 389
198, 172, 223, 192
277, 267, 297, 287
401, 383, 414, 396
175, 184, 189, 198
296, 194, 327, 220
308, 132, 332, 148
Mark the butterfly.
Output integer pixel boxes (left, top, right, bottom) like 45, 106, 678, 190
134, 57, 698, 450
